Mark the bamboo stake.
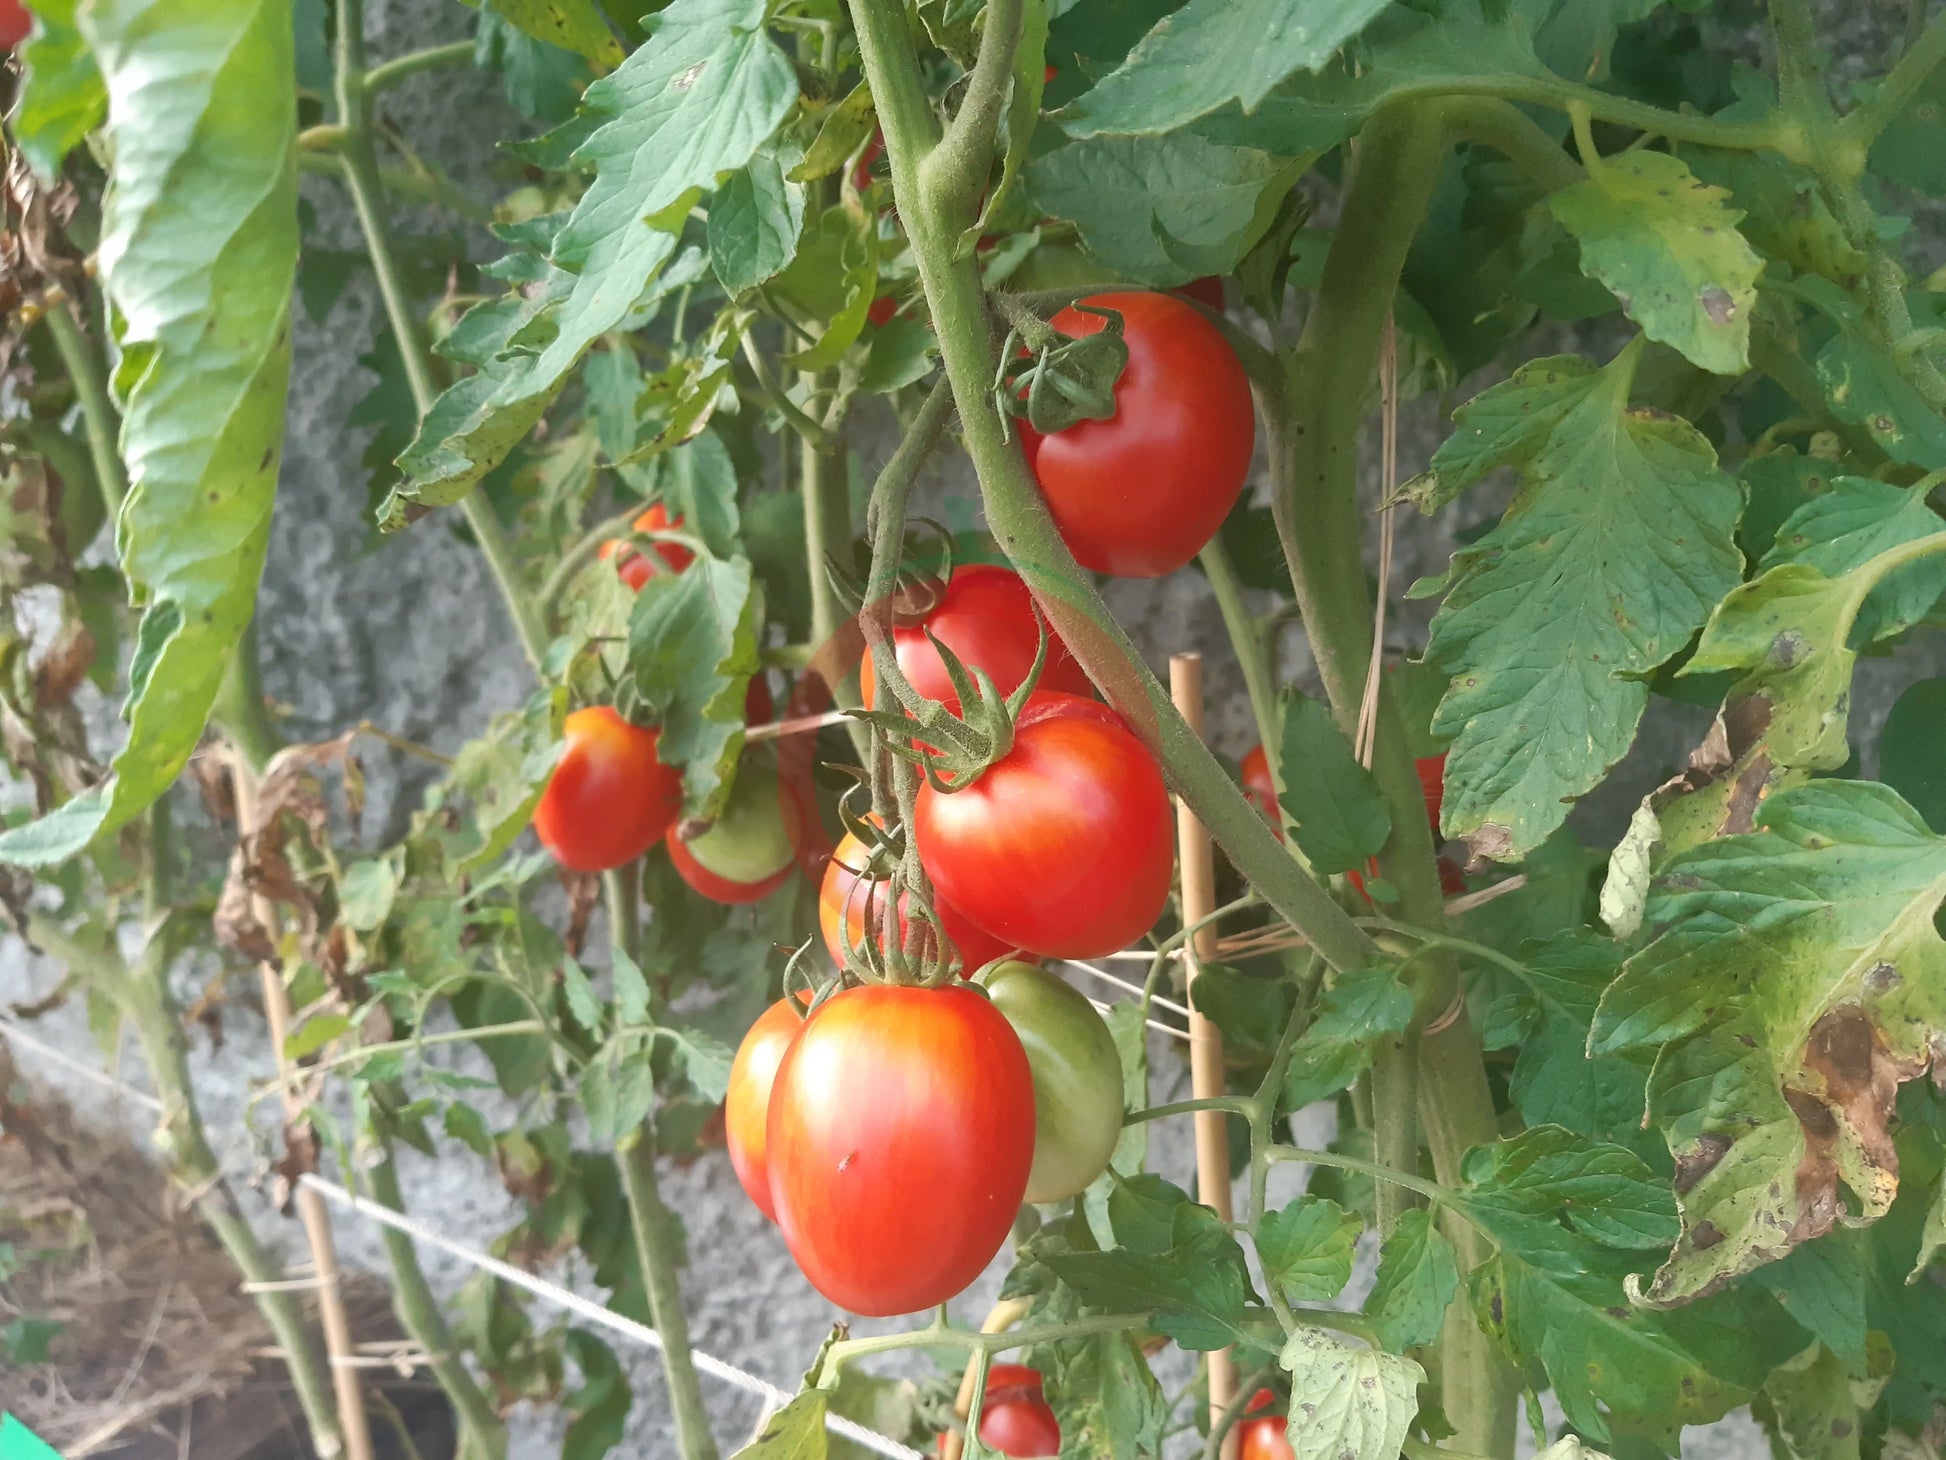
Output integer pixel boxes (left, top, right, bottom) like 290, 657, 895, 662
228, 751, 376, 1460
1170, 653, 1240, 1460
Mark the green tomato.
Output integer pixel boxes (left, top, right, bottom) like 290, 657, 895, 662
685, 759, 796, 885
984, 960, 1124, 1204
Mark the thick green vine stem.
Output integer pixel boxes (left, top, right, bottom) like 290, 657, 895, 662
29, 917, 347, 1459
845, 0, 1383, 984
333, 0, 549, 669
1273, 103, 1512, 1454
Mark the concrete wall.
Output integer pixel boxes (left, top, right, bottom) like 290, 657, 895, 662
4, 1, 1939, 1455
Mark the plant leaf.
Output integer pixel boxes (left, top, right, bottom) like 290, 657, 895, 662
1426, 342, 1744, 860
709, 147, 806, 295
482, 0, 626, 70
1880, 678, 1946, 833
1547, 151, 1761, 375
1363, 1208, 1458, 1351
1276, 1326, 1422, 1460
1591, 780, 1946, 1304
0, 0, 297, 869
1760, 477, 1946, 644
1061, 0, 1390, 139
730, 1390, 827, 1459
1274, 692, 1391, 876
1046, 1202, 1261, 1352
10, 0, 105, 182
1281, 965, 1414, 1111
1257, 1197, 1361, 1303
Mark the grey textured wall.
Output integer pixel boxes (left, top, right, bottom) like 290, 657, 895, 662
4, 1, 1941, 1456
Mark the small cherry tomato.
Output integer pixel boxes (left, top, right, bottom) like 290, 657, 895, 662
0, 0, 30, 48
598, 501, 694, 589
914, 693, 1174, 959
977, 1364, 1061, 1457
767, 983, 1036, 1315
534, 707, 683, 872
852, 130, 884, 193
867, 295, 899, 328
1237, 1389, 1295, 1460
723, 994, 809, 1221
1023, 291, 1254, 577
858, 563, 1093, 711
984, 962, 1123, 1203
819, 826, 1014, 975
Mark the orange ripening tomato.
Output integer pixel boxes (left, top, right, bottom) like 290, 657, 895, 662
597, 501, 694, 589
1020, 290, 1254, 577
766, 983, 1035, 1315
818, 827, 1015, 976
533, 707, 683, 872
858, 563, 1094, 711
723, 994, 809, 1221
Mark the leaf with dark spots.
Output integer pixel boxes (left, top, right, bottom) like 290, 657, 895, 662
1593, 781, 1946, 1304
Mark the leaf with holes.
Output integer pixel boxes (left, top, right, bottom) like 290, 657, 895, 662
1427, 341, 1744, 861
1548, 151, 1761, 374
1591, 780, 1946, 1305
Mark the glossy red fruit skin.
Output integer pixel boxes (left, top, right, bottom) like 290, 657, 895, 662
1237, 1414, 1296, 1460
533, 707, 683, 872
666, 831, 794, 905
859, 563, 1094, 711
767, 984, 1036, 1316
598, 501, 694, 589
1024, 290, 1254, 577
914, 693, 1174, 959
0, 0, 31, 48
979, 1392, 1061, 1457
819, 827, 1014, 976
1240, 743, 1279, 830
723, 995, 808, 1221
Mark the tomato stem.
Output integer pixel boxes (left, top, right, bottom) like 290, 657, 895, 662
815, 1310, 1153, 1387
1261, 1144, 1450, 1206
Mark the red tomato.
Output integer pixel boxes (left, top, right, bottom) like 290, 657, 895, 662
533, 707, 683, 872
598, 501, 694, 589
1023, 291, 1254, 577
0, 0, 30, 48
767, 983, 1036, 1315
724, 995, 808, 1221
1416, 750, 1447, 826
858, 564, 1093, 711
977, 1364, 1061, 1457
914, 693, 1173, 959
1238, 1392, 1295, 1460
1240, 743, 1279, 830
867, 295, 899, 328
819, 827, 1015, 975
852, 131, 884, 193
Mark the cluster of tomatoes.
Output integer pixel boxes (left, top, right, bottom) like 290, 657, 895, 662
940, 1372, 1293, 1459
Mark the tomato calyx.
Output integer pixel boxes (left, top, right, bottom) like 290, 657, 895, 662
815, 801, 971, 987
851, 609, 1053, 793
989, 294, 1129, 437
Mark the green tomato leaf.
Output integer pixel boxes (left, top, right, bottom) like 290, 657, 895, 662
1750, 1228, 1870, 1376
384, 0, 795, 524
657, 429, 743, 559
1869, 61, 1946, 194
1281, 965, 1414, 1111
1880, 678, 1946, 833
1502, 933, 1652, 1151
1257, 1196, 1361, 1303
562, 1329, 633, 1460
1591, 780, 1946, 1304
611, 945, 652, 1029
627, 551, 762, 815
479, 0, 626, 70
1547, 151, 1761, 375
560, 957, 604, 1033
1039, 1326, 1170, 1460
11, 0, 105, 183
0, 0, 298, 870
1060, 0, 1390, 139
1426, 341, 1744, 861
338, 858, 400, 933
1755, 1346, 1862, 1460
1025, 131, 1302, 288
1760, 477, 1946, 645
709, 147, 806, 296
1045, 1202, 1261, 1352
1363, 1208, 1458, 1351
1276, 1326, 1423, 1460
1454, 1126, 1679, 1255
1817, 327, 1946, 470
665, 1027, 735, 1103
1274, 692, 1391, 876
1397, 356, 1599, 514
731, 1389, 827, 1459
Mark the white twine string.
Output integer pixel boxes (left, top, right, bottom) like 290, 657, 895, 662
0, 1013, 923, 1459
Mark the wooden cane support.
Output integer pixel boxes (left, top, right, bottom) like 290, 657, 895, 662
1170, 653, 1241, 1459
231, 751, 376, 1460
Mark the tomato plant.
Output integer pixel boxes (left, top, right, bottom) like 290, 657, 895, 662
982, 961, 1123, 1203
765, 983, 1035, 1316
533, 706, 684, 873
1018, 290, 1255, 577
4, 2, 1944, 1460
914, 693, 1174, 958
